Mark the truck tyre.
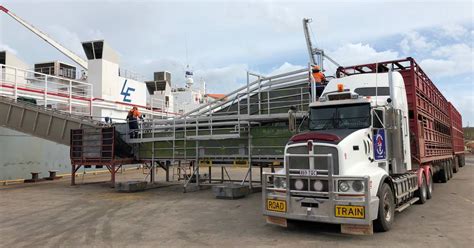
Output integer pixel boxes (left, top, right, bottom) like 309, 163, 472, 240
453, 157, 459, 173
426, 171, 433, 199
374, 183, 395, 232
448, 161, 453, 180
438, 163, 448, 183
416, 174, 427, 204
460, 155, 465, 167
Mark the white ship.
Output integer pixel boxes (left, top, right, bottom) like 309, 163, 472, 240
0, 5, 217, 180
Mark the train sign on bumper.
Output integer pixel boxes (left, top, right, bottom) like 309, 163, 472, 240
335, 205, 365, 219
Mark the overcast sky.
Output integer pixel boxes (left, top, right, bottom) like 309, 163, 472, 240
0, 0, 473, 125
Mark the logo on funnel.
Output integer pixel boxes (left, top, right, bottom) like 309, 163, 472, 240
120, 79, 135, 103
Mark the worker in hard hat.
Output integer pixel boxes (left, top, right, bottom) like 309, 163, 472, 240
312, 65, 326, 84
310, 65, 327, 98
126, 106, 142, 138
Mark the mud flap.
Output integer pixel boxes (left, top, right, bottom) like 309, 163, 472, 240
341, 223, 373, 235
266, 216, 287, 227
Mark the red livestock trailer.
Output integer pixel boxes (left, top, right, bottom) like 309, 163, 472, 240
337, 57, 465, 182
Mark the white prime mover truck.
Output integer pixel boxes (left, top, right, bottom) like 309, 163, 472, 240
262, 58, 465, 234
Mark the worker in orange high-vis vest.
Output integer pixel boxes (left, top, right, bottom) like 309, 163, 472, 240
126, 106, 142, 138
312, 65, 326, 83
310, 65, 326, 98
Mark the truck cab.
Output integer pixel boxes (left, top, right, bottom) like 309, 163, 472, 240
263, 70, 420, 234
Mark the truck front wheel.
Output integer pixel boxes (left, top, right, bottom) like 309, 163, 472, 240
416, 174, 427, 204
426, 172, 433, 199
374, 183, 395, 232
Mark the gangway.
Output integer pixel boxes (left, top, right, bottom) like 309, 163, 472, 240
0, 95, 101, 145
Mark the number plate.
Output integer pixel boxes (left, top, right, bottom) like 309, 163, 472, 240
335, 205, 365, 219
266, 199, 287, 213
299, 169, 317, 176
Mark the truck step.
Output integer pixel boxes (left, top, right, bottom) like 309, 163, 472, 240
395, 197, 419, 212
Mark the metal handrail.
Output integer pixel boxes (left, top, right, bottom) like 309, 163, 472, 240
182, 68, 309, 118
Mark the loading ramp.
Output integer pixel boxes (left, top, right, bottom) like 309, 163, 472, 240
0, 95, 101, 145
126, 67, 315, 191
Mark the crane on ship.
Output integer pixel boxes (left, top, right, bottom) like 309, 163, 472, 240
0, 5, 88, 71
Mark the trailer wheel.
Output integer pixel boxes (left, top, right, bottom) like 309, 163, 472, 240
438, 163, 448, 183
453, 157, 459, 173
374, 183, 395, 232
448, 161, 453, 180
426, 171, 433, 200
459, 155, 465, 167
416, 174, 427, 204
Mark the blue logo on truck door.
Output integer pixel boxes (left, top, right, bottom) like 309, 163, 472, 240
373, 129, 386, 160
120, 79, 135, 102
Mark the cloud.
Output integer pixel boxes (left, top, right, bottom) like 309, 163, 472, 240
139, 59, 307, 94
85, 29, 105, 40
0, 44, 17, 55
330, 43, 399, 67
268, 62, 304, 76
420, 43, 473, 77
195, 64, 249, 93
440, 24, 468, 40
399, 31, 435, 54
139, 57, 249, 94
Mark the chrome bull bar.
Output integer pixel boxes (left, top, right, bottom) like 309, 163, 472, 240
262, 153, 375, 225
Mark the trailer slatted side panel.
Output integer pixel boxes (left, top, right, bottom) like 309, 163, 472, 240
449, 103, 464, 154
336, 57, 457, 164
406, 59, 452, 162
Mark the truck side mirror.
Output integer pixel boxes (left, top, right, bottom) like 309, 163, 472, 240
373, 109, 384, 129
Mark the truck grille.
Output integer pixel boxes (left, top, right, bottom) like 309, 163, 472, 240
286, 145, 339, 174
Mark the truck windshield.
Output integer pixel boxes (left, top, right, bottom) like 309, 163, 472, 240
309, 103, 371, 130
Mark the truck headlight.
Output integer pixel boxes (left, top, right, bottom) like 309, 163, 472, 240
274, 177, 287, 189
338, 180, 365, 193
338, 181, 350, 192
352, 181, 364, 192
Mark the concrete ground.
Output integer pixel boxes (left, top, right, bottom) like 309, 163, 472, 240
0, 156, 473, 248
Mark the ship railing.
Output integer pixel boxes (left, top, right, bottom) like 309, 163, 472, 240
0, 64, 93, 116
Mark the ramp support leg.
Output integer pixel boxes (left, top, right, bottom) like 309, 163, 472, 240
166, 162, 170, 182
111, 165, 116, 186
71, 164, 76, 186
71, 164, 81, 186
